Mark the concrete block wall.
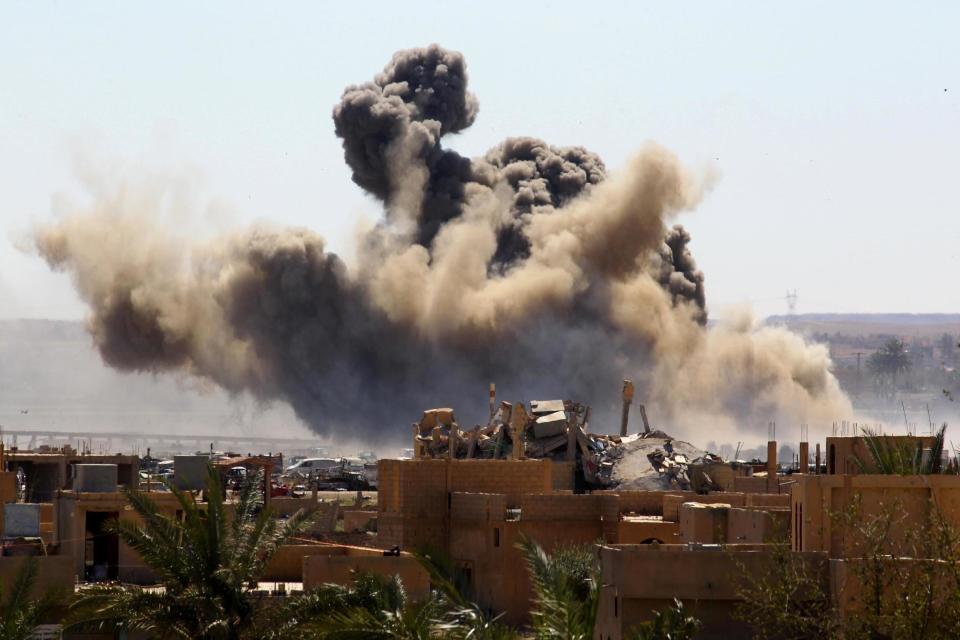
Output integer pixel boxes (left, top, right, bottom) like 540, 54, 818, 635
447, 460, 552, 504
517, 493, 602, 521
378, 459, 448, 516
792, 474, 960, 557
377, 513, 446, 550
744, 493, 790, 507
450, 492, 506, 522
727, 507, 790, 544
74, 464, 118, 493
271, 495, 319, 518
615, 490, 674, 516
550, 461, 575, 491
663, 492, 746, 522
679, 502, 731, 544
617, 519, 681, 544
733, 476, 770, 494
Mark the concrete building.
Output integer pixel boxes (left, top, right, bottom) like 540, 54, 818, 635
3, 448, 138, 502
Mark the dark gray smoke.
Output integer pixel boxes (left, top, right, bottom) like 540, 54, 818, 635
33, 45, 851, 440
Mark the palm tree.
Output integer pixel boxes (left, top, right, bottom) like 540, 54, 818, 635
0, 557, 62, 640
517, 537, 599, 640
68, 464, 315, 639
853, 423, 947, 475
867, 338, 911, 396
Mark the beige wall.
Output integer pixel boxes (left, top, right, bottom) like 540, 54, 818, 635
263, 542, 381, 582
678, 502, 730, 544
663, 492, 745, 522
791, 474, 960, 558
0, 555, 74, 601
594, 544, 829, 640
616, 519, 679, 544
727, 507, 790, 544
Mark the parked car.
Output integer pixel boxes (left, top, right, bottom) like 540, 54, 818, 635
284, 457, 341, 475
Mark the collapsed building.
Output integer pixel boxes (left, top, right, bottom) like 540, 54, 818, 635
411, 382, 730, 492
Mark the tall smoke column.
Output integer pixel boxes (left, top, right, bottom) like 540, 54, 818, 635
32, 44, 852, 440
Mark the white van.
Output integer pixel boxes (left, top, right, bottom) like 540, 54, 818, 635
284, 457, 341, 475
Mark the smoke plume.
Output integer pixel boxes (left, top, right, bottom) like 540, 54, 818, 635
33, 45, 851, 439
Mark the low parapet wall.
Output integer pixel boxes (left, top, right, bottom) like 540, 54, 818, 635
303, 552, 429, 600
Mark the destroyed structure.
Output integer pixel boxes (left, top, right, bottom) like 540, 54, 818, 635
412, 382, 728, 491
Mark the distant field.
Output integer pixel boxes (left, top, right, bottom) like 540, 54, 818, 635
765, 313, 960, 337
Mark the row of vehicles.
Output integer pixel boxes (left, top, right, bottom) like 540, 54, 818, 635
138, 450, 379, 494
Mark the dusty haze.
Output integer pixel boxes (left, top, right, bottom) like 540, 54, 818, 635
32, 45, 852, 440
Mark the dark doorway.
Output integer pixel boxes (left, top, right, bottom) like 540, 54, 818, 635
84, 511, 119, 581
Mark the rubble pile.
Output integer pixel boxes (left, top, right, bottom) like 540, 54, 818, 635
610, 434, 725, 491
412, 398, 730, 490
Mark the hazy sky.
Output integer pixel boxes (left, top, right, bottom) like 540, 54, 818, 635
2, 1, 958, 321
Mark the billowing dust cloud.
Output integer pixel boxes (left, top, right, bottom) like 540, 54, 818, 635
32, 45, 851, 439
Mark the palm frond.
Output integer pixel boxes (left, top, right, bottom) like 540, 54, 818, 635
517, 536, 599, 640
854, 424, 950, 475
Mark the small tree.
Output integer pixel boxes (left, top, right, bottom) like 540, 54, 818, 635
733, 539, 837, 640
834, 496, 960, 640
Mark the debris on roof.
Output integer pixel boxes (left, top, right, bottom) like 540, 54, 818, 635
411, 397, 731, 491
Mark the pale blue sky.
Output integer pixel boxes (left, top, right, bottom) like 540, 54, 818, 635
2, 1, 958, 320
